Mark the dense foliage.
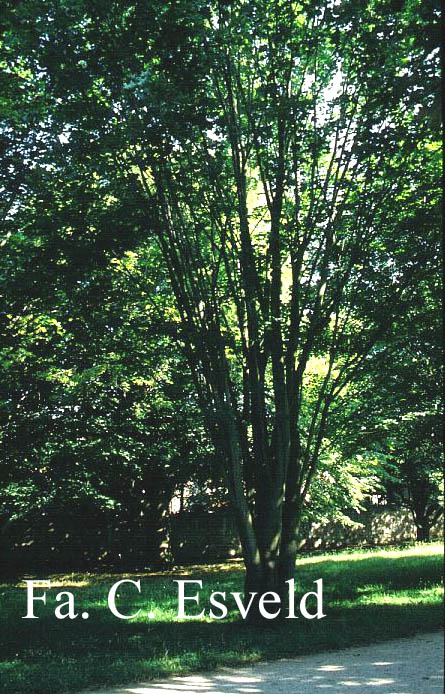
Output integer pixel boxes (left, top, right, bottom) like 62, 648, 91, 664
0, 0, 441, 589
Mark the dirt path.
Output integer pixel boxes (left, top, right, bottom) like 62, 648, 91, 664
83, 631, 443, 694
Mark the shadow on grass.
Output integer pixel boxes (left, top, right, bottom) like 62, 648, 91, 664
0, 545, 442, 694
1, 598, 443, 693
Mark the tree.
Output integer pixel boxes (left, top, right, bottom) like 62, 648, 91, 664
386, 417, 443, 542
334, 262, 443, 542
0, 241, 211, 570
2, 0, 440, 613
127, 0, 440, 603
0, 81, 210, 571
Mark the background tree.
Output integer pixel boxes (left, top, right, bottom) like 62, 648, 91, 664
0, 81, 212, 571
335, 258, 443, 542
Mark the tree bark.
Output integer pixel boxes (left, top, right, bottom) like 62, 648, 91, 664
416, 522, 430, 542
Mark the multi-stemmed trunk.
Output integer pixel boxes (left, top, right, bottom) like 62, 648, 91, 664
242, 547, 300, 624
230, 485, 303, 624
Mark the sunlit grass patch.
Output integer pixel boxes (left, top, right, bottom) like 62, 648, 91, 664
296, 541, 443, 565
338, 585, 443, 607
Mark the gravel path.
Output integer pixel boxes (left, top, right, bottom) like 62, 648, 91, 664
83, 631, 443, 694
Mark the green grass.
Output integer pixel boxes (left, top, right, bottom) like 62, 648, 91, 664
0, 542, 443, 694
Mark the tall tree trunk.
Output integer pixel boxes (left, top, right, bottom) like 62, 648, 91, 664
240, 504, 303, 625
416, 521, 430, 542
142, 500, 171, 567
140, 469, 175, 568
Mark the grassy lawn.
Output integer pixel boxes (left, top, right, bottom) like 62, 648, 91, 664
0, 542, 443, 694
